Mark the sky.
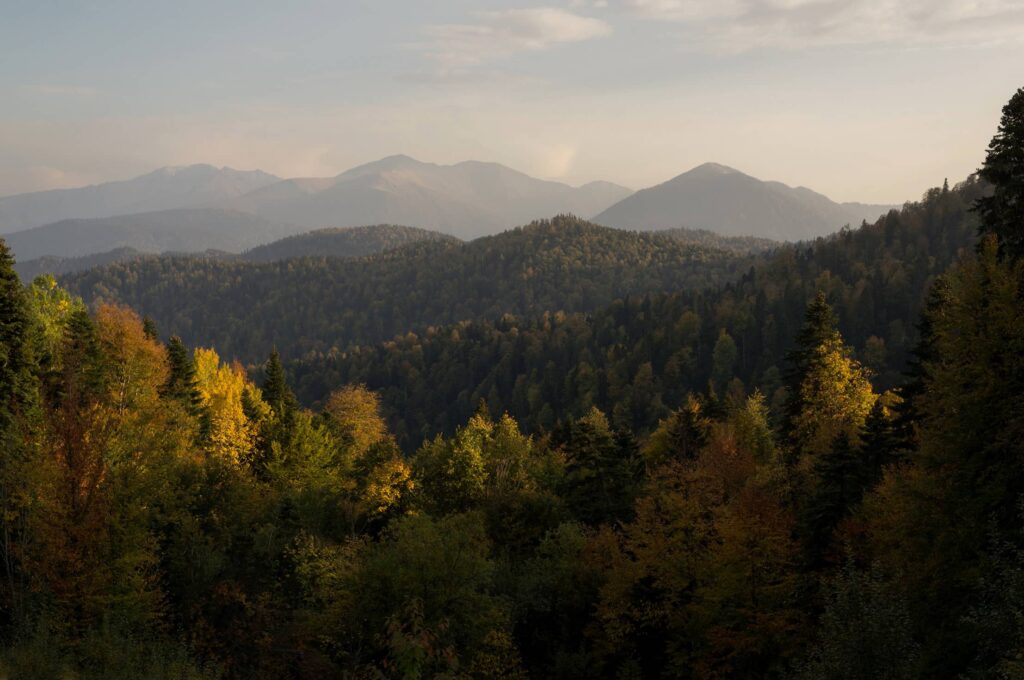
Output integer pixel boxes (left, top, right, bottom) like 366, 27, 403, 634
1, 0, 1023, 203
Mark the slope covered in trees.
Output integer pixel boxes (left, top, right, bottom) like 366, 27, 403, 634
61, 216, 755, 361
287, 177, 982, 447
2, 85, 1022, 680
1, 103, 1022, 675
240, 224, 459, 261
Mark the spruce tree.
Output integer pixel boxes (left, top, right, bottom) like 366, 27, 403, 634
802, 432, 862, 564
141, 316, 159, 341
976, 87, 1024, 259
262, 348, 296, 419
858, 397, 899, 485
0, 239, 34, 426
161, 336, 202, 413
784, 292, 840, 438
0, 238, 36, 625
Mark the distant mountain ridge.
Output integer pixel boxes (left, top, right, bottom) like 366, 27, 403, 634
13, 223, 459, 280
0, 164, 280, 234
593, 163, 897, 241
221, 155, 634, 239
3, 208, 307, 261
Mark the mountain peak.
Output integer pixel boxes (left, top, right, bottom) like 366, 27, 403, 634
594, 164, 895, 241
684, 162, 743, 178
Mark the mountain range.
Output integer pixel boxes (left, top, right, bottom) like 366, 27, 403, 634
1, 157, 899, 263
0, 164, 280, 234
221, 155, 633, 240
593, 162, 896, 241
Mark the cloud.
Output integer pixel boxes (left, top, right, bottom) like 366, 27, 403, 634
617, 0, 1024, 51
422, 7, 611, 69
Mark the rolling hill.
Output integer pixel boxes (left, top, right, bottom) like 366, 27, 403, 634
241, 224, 459, 262
593, 162, 896, 241
59, 215, 754, 361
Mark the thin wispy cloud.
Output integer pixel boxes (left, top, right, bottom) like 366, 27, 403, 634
422, 7, 611, 70
617, 0, 1024, 51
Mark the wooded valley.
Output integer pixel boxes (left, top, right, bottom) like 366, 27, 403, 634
0, 87, 1023, 679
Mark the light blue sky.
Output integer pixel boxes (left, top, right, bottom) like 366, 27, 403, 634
2, 0, 1023, 202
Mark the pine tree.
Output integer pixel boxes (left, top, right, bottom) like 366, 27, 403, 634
802, 432, 862, 564
141, 316, 159, 341
261, 348, 296, 419
0, 239, 34, 428
976, 87, 1024, 259
161, 336, 202, 412
0, 238, 37, 626
858, 396, 899, 486
784, 292, 840, 432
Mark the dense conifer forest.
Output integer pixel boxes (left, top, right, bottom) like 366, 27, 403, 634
60, 218, 762, 361
0, 87, 1022, 679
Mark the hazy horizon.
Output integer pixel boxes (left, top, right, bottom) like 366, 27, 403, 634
4, 1, 1023, 203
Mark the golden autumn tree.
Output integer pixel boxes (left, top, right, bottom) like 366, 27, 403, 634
193, 347, 265, 464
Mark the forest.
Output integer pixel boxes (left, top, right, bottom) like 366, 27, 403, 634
60, 219, 763, 362
0, 86, 1021, 679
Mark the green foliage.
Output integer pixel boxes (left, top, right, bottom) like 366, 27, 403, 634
798, 561, 918, 680
284, 179, 982, 449
61, 216, 752, 362
976, 87, 1024, 259
2, 87, 1023, 680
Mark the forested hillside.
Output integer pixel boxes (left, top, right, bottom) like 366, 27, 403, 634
61, 216, 754, 361
240, 224, 459, 261
1, 87, 1023, 680
287, 177, 982, 446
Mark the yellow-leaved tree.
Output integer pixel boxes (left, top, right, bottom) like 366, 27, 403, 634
193, 347, 266, 463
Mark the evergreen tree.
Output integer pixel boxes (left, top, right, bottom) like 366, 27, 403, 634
784, 292, 839, 434
555, 408, 640, 525
785, 292, 875, 465
0, 239, 34, 428
976, 87, 1024, 259
261, 348, 296, 419
802, 432, 863, 564
141, 316, 159, 341
859, 396, 900, 485
161, 335, 202, 412
0, 239, 37, 628
799, 561, 918, 679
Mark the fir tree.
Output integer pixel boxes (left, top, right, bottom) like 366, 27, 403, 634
802, 432, 862, 564
976, 87, 1024, 259
0, 238, 37, 626
261, 348, 296, 419
0, 239, 34, 428
161, 336, 202, 413
141, 316, 159, 341
784, 292, 841, 450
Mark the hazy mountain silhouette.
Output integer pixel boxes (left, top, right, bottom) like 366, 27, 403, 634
593, 163, 896, 241
223, 155, 633, 239
0, 164, 280, 234
4, 208, 305, 260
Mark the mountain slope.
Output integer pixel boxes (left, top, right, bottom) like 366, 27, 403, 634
4, 208, 306, 260
60, 215, 751, 361
224, 155, 633, 239
284, 178, 984, 446
241, 225, 459, 262
0, 164, 280, 234
593, 162, 895, 241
